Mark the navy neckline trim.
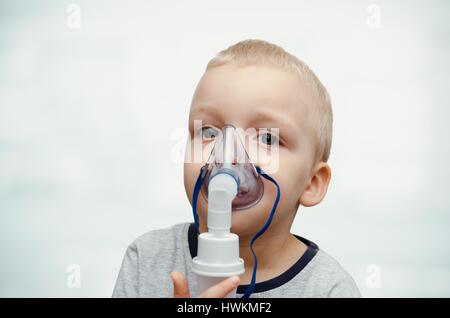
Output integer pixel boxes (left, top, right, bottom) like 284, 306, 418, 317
187, 223, 319, 294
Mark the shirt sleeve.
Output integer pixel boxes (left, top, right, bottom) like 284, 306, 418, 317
112, 243, 139, 297
328, 273, 362, 298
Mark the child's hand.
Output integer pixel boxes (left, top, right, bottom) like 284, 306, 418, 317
171, 271, 240, 298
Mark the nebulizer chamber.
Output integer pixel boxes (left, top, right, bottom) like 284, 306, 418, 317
192, 125, 264, 297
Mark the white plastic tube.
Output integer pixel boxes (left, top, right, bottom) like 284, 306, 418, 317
192, 173, 244, 297
207, 173, 237, 235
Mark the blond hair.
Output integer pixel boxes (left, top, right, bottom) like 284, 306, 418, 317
206, 39, 333, 163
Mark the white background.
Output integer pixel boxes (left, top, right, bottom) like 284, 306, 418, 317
0, 0, 449, 297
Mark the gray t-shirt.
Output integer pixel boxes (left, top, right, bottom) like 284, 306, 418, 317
112, 222, 361, 298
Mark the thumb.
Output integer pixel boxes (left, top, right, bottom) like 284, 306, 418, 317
171, 271, 191, 298
200, 276, 240, 298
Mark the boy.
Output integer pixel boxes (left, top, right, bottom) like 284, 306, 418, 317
113, 39, 361, 298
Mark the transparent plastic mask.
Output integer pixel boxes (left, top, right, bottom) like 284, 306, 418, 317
201, 125, 264, 210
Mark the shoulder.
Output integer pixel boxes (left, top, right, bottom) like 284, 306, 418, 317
306, 249, 361, 297
128, 222, 190, 257
113, 222, 191, 297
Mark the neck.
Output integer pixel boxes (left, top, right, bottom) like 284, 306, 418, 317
239, 225, 290, 267
237, 217, 301, 283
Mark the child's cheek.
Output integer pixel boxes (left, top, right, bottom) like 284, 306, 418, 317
276, 157, 307, 200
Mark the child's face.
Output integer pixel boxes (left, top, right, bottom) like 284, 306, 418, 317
184, 64, 323, 236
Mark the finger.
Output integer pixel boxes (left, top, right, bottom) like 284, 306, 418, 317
200, 276, 240, 298
171, 272, 191, 298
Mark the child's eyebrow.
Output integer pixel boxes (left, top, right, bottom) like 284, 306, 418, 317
248, 110, 298, 138
189, 104, 300, 140
189, 104, 220, 120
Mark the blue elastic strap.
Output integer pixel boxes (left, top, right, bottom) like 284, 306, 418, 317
241, 166, 281, 298
192, 165, 206, 235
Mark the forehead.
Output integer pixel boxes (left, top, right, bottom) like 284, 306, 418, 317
190, 65, 317, 136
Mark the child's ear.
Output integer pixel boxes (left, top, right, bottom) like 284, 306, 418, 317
298, 162, 332, 207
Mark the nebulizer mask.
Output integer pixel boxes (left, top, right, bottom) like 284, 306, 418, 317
191, 124, 281, 298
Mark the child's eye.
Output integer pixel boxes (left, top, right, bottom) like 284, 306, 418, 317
258, 132, 279, 146
202, 126, 219, 140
